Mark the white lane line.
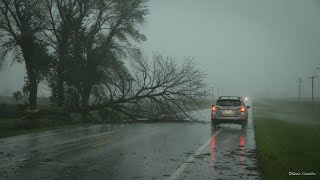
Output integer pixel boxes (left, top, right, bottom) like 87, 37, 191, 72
0, 125, 113, 144
167, 130, 221, 180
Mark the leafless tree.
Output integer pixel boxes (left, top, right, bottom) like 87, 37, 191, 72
89, 53, 206, 121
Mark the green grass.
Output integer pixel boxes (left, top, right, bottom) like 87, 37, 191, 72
254, 108, 320, 179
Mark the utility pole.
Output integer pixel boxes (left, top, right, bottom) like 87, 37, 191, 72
317, 67, 320, 105
297, 78, 303, 104
309, 76, 318, 111
222, 88, 224, 96
218, 88, 220, 97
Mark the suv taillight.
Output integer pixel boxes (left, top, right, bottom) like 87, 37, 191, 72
240, 107, 245, 112
212, 106, 217, 112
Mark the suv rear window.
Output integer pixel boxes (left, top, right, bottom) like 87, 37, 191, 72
216, 100, 242, 106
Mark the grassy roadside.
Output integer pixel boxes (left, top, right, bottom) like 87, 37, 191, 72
253, 101, 320, 180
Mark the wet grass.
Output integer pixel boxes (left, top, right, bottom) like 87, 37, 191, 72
254, 100, 320, 180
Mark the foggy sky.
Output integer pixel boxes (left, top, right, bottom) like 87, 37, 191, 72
1, 0, 320, 98
141, 0, 320, 98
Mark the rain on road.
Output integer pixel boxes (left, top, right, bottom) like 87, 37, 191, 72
0, 109, 260, 180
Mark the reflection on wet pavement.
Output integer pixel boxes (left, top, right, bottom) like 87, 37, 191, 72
211, 135, 216, 162
177, 110, 260, 180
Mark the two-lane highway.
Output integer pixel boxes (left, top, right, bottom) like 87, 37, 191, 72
0, 109, 260, 180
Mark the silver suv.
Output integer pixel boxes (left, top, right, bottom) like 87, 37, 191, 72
211, 96, 250, 129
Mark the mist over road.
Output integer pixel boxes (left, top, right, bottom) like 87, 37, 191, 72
0, 109, 259, 180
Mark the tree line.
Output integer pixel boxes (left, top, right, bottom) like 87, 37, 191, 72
0, 0, 206, 121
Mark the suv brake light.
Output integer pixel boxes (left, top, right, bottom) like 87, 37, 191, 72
212, 106, 217, 112
240, 107, 245, 112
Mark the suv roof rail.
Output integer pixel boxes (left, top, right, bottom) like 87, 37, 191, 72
218, 96, 242, 100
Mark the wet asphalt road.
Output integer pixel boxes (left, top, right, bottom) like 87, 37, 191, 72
0, 109, 260, 180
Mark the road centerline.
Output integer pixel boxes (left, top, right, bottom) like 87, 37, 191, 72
167, 129, 221, 180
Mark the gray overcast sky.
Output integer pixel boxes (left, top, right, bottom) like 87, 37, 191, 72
141, 0, 320, 98
1, 0, 320, 98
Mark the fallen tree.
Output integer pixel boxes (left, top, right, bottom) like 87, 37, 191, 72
85, 53, 207, 121
5, 52, 207, 123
